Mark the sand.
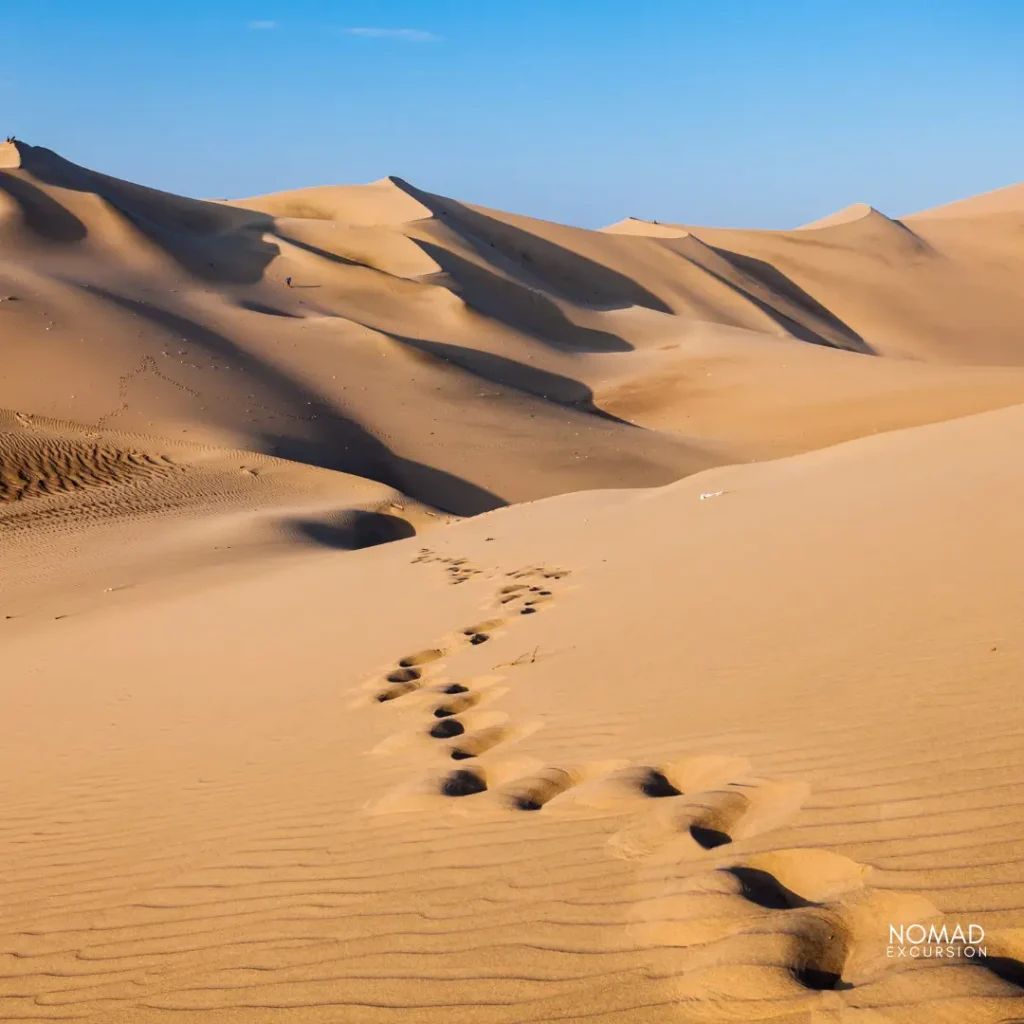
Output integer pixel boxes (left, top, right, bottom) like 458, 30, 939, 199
1, 139, 1023, 1022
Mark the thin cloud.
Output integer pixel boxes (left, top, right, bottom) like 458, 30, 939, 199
343, 27, 440, 42
248, 20, 278, 30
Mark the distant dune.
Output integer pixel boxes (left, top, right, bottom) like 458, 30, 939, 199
907, 180, 1024, 219
2, 139, 1024, 1022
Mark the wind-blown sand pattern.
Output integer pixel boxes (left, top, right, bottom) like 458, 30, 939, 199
1, 139, 1023, 1021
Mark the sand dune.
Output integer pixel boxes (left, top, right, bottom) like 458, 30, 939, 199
605, 195, 1024, 363
4, 139, 1024, 518
0, 410, 442, 621
4, 402, 1024, 1021
907, 180, 1024, 219
2, 139, 1024, 1021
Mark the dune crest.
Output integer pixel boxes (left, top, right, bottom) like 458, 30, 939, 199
797, 200, 880, 228
0, 140, 23, 168
230, 174, 435, 225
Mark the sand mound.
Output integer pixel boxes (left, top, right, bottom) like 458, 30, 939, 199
601, 216, 692, 237
906, 180, 1024, 219
230, 175, 433, 225
0, 140, 23, 168
796, 200, 879, 229
0, 410, 444, 614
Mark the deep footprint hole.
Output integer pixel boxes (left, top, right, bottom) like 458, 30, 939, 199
441, 769, 487, 797
507, 770, 575, 812
430, 719, 465, 739
689, 825, 733, 849
386, 667, 421, 683
376, 682, 419, 702
981, 955, 1024, 988
469, 633, 489, 645
727, 867, 814, 910
443, 684, 469, 694
514, 797, 544, 811
639, 769, 682, 798
792, 967, 852, 992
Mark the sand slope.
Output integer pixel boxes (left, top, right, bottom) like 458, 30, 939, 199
4, 140, 1024, 526
3, 403, 1024, 1021
0, 410, 444, 621
606, 195, 1024, 363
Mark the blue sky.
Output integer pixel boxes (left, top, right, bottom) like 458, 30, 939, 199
4, 1, 1022, 227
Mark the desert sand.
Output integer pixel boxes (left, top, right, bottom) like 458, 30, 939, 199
1, 139, 1023, 1022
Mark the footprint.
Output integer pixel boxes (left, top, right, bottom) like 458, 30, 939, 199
499, 584, 555, 608
441, 767, 487, 797
373, 665, 424, 702
981, 929, 1024, 990
462, 619, 504, 639
689, 789, 753, 849
433, 691, 482, 717
786, 909, 855, 990
385, 667, 421, 683
572, 756, 751, 811
505, 767, 579, 810
688, 781, 810, 850
726, 866, 815, 910
450, 726, 509, 760
731, 849, 870, 906
376, 679, 422, 702
609, 777, 809, 860
982, 954, 1024, 989
371, 709, 510, 756
638, 768, 682, 798
398, 649, 445, 667
643, 756, 753, 796
429, 719, 466, 739
786, 889, 940, 990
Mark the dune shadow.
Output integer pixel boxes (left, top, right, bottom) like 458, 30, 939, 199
416, 240, 631, 353
0, 172, 88, 242
705, 244, 873, 353
13, 144, 278, 283
273, 230, 365, 269
238, 299, 302, 318
286, 510, 416, 550
400, 182, 672, 315
387, 333, 634, 424
89, 288, 505, 516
